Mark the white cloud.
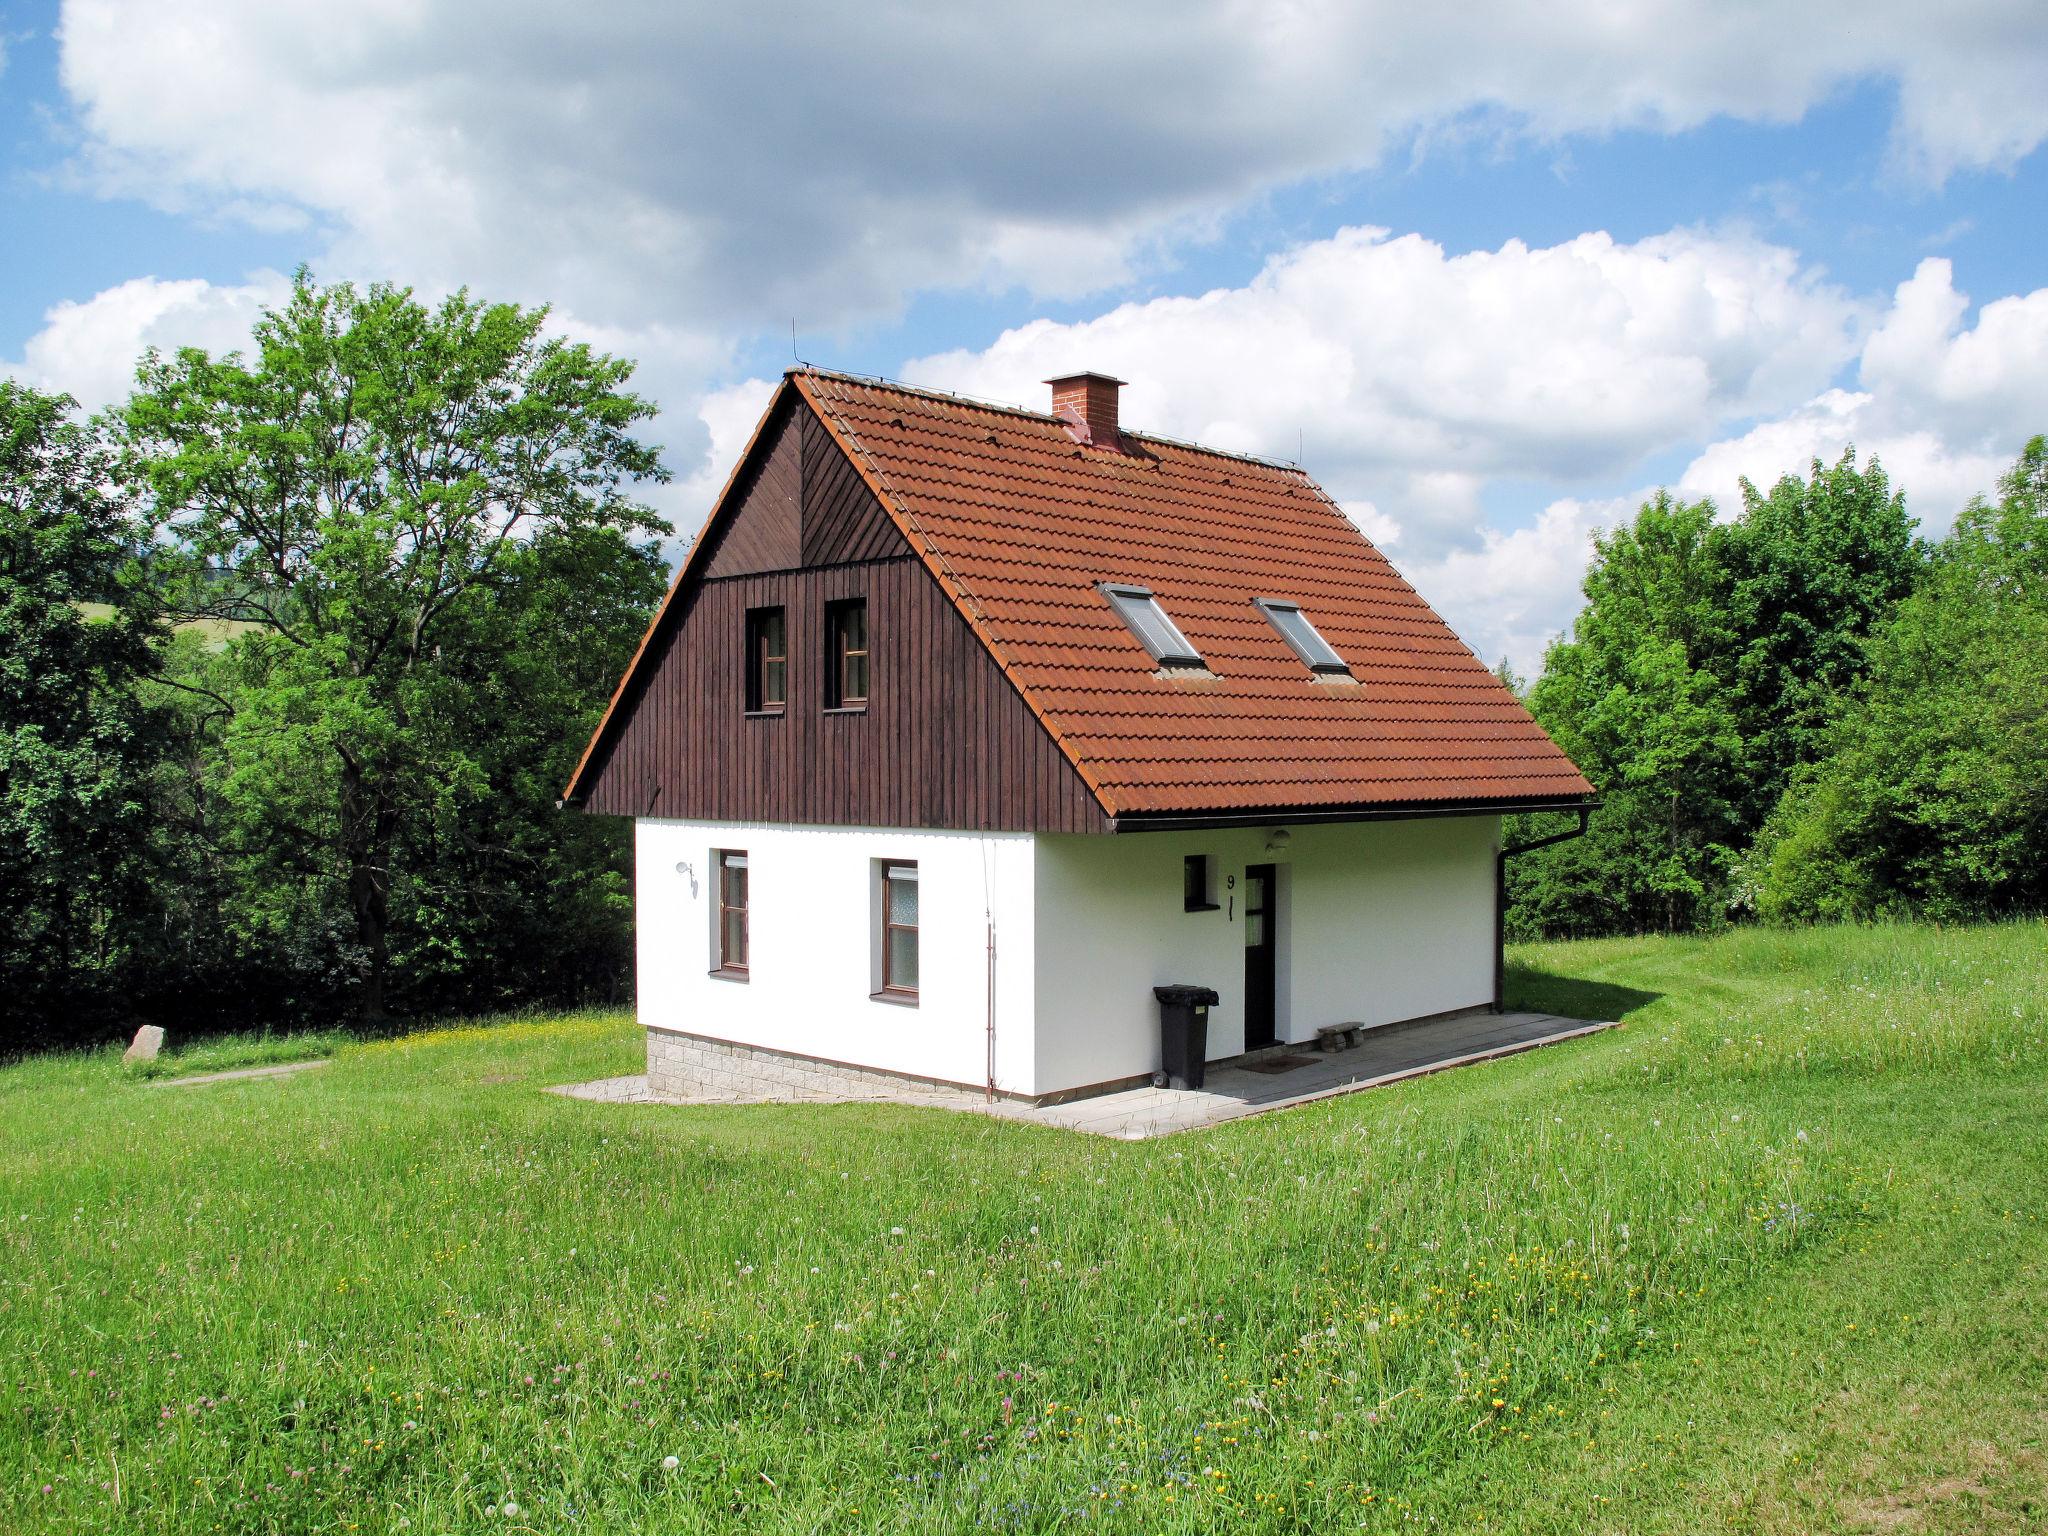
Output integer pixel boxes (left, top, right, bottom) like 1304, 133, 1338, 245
1860, 258, 2048, 448
655, 376, 780, 554
1336, 499, 1403, 550
1403, 496, 1630, 677
49, 0, 2048, 343
1682, 261, 2048, 533
0, 271, 289, 410
906, 225, 1860, 548
1678, 394, 2015, 536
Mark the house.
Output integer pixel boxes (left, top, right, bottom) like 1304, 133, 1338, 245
564, 368, 1594, 1103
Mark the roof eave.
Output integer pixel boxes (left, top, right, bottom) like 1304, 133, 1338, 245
1107, 795, 1600, 834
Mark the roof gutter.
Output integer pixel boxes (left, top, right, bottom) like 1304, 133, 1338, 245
1493, 804, 1594, 1012
1109, 798, 1597, 834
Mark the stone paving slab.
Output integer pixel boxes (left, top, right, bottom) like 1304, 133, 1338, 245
549, 1011, 1614, 1137
1012, 1014, 1614, 1138
549, 1072, 984, 1110
154, 1059, 331, 1088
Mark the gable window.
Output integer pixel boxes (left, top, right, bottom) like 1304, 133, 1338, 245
745, 607, 787, 714
826, 599, 869, 710
878, 861, 918, 999
1100, 583, 1205, 669
714, 850, 748, 978
1254, 598, 1350, 676
1183, 854, 1219, 912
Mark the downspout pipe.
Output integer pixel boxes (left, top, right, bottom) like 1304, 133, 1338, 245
1493, 805, 1594, 1012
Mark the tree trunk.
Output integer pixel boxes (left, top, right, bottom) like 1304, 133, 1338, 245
339, 754, 397, 1022
1667, 792, 1681, 934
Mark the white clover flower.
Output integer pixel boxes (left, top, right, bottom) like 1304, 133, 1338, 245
662, 1455, 680, 1472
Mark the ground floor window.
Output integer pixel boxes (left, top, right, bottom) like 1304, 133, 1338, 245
879, 861, 918, 998
715, 849, 748, 977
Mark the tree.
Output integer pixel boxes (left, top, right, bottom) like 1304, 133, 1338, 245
1511, 493, 1745, 934
0, 383, 172, 1046
119, 273, 669, 1019
1510, 453, 1936, 939
1749, 436, 2048, 921
1722, 448, 1921, 828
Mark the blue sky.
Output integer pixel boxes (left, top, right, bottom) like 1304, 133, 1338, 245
5, 1, 2045, 670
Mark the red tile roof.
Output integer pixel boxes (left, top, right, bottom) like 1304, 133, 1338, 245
788, 370, 1592, 818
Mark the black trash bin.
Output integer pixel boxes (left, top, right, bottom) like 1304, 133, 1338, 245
1152, 983, 1221, 1090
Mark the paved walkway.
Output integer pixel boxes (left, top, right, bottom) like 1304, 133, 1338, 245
551, 1010, 1612, 1138
1009, 1012, 1611, 1137
153, 1059, 331, 1088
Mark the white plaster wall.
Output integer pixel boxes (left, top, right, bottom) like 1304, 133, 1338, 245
1031, 816, 1499, 1096
635, 819, 1038, 1094
1285, 816, 1499, 1029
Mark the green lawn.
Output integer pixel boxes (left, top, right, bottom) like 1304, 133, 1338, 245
3, 923, 2044, 1534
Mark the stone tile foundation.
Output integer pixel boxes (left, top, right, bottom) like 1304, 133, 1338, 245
644, 1027, 989, 1104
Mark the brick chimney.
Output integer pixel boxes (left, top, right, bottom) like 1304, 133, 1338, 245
1046, 372, 1126, 448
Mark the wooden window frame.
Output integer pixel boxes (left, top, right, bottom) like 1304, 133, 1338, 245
745, 606, 787, 716
876, 860, 918, 1002
712, 849, 749, 980
1183, 853, 1219, 912
825, 598, 869, 712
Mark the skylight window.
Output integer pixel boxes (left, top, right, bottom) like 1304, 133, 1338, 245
1099, 583, 1205, 669
1255, 599, 1350, 675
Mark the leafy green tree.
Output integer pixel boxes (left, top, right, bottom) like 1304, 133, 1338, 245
1511, 454, 1934, 938
369, 524, 661, 1014
119, 273, 669, 1019
1750, 437, 2048, 921
1722, 449, 1921, 827
1510, 493, 1745, 934
0, 384, 172, 1045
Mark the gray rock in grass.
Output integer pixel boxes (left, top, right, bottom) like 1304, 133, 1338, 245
123, 1025, 166, 1064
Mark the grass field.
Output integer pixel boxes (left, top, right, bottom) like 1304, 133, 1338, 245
3, 922, 2044, 1533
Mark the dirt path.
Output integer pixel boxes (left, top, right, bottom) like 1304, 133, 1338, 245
153, 1059, 331, 1088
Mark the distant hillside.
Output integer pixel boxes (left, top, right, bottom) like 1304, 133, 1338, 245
74, 601, 263, 652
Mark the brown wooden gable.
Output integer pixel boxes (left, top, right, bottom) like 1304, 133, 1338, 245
696, 394, 801, 578
693, 393, 904, 580
799, 407, 900, 566
570, 385, 1108, 833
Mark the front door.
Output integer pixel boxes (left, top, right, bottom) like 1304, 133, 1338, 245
1244, 863, 1278, 1050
